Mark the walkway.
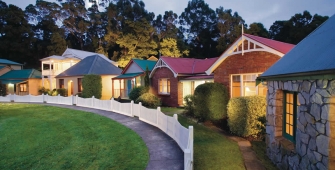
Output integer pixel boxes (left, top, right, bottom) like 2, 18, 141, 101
43, 103, 184, 170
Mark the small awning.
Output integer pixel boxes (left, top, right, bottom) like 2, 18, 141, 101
112, 72, 144, 80
0, 79, 27, 84
180, 75, 214, 81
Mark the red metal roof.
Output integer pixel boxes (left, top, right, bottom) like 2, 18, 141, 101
243, 33, 295, 54
161, 57, 219, 74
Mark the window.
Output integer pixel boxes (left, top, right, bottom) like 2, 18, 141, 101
19, 84, 27, 92
159, 78, 170, 94
283, 91, 299, 143
59, 79, 64, 88
78, 78, 83, 92
231, 73, 265, 97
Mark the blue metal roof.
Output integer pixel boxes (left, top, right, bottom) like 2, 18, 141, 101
0, 59, 22, 65
0, 69, 41, 79
56, 55, 122, 77
261, 14, 335, 77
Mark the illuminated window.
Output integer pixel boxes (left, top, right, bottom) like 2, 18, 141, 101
283, 91, 299, 143
78, 78, 83, 92
159, 78, 170, 94
59, 79, 64, 88
20, 84, 27, 92
231, 73, 266, 97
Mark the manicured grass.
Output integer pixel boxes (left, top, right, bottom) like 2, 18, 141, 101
0, 103, 148, 169
161, 108, 245, 170
160, 107, 185, 114
251, 141, 278, 170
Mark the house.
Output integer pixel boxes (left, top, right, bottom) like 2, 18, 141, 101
0, 69, 42, 95
150, 57, 218, 107
40, 48, 118, 90
205, 33, 295, 98
257, 14, 335, 169
112, 58, 156, 98
55, 55, 122, 99
0, 59, 23, 70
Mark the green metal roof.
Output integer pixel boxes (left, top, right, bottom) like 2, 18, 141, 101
0, 80, 26, 84
113, 72, 143, 79
132, 59, 156, 71
0, 66, 5, 69
0, 59, 22, 65
0, 69, 42, 79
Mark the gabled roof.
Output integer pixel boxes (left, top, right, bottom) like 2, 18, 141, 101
0, 59, 22, 65
0, 69, 41, 79
205, 34, 295, 75
113, 72, 144, 79
40, 55, 66, 61
56, 55, 122, 78
121, 59, 156, 74
150, 57, 218, 78
244, 34, 295, 54
260, 14, 335, 78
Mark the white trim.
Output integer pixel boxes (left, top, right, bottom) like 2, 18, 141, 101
205, 36, 285, 75
230, 72, 263, 98
149, 58, 178, 78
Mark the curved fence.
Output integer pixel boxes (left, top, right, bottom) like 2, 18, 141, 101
0, 94, 193, 170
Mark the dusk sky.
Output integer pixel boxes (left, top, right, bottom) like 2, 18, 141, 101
3, 0, 335, 29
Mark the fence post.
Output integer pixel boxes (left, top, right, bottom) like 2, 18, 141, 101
111, 98, 114, 111
57, 94, 60, 104
42, 94, 44, 103
173, 114, 178, 120
139, 102, 142, 118
188, 126, 194, 170
130, 100, 134, 117
75, 95, 78, 106
92, 96, 94, 108
157, 107, 161, 126
13, 94, 16, 102
28, 94, 31, 102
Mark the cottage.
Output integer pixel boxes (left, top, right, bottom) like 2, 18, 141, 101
257, 14, 335, 169
112, 59, 156, 98
150, 57, 218, 107
0, 69, 42, 95
55, 55, 122, 99
206, 33, 294, 98
40, 48, 118, 90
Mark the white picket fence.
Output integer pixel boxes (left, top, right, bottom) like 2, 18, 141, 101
0, 94, 194, 170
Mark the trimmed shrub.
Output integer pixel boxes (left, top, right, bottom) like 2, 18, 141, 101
193, 83, 229, 121
184, 94, 195, 116
38, 87, 50, 95
48, 89, 58, 96
82, 74, 102, 99
135, 93, 161, 108
57, 88, 68, 97
227, 96, 266, 137
129, 86, 148, 101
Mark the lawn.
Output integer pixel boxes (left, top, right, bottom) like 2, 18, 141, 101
0, 103, 148, 169
161, 107, 245, 170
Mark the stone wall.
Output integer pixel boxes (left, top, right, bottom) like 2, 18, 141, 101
266, 79, 335, 170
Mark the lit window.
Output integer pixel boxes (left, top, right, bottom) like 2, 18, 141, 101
283, 91, 299, 143
231, 73, 266, 97
159, 78, 170, 94
20, 84, 27, 92
78, 78, 83, 92
59, 79, 64, 88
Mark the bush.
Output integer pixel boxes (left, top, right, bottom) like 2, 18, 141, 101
57, 88, 68, 97
82, 74, 102, 99
48, 89, 58, 96
227, 96, 266, 137
193, 83, 229, 121
184, 94, 195, 116
0, 81, 6, 96
135, 93, 161, 108
38, 87, 50, 95
129, 86, 148, 101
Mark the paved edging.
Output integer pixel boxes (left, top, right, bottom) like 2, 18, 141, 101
21, 103, 184, 170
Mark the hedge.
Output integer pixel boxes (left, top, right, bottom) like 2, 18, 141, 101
227, 96, 266, 137
193, 82, 229, 121
129, 86, 148, 101
135, 93, 161, 108
82, 74, 102, 99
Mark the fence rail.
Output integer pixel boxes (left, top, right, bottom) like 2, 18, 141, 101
0, 93, 193, 170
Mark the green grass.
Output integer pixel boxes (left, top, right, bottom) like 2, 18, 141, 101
0, 103, 148, 170
161, 108, 245, 170
160, 107, 185, 115
251, 141, 278, 170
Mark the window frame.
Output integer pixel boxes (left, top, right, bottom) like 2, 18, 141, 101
19, 83, 27, 92
158, 78, 170, 95
283, 91, 298, 143
78, 78, 83, 92
59, 79, 64, 89
230, 73, 264, 97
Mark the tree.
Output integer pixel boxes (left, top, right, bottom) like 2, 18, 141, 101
82, 74, 102, 99
246, 22, 269, 38
179, 0, 218, 58
159, 38, 189, 57
216, 7, 245, 53
153, 10, 179, 41
116, 18, 157, 67
269, 11, 328, 44
144, 65, 150, 88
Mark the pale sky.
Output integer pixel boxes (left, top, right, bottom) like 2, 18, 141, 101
3, 0, 335, 29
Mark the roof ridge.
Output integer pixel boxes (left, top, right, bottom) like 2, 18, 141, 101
243, 33, 294, 45
87, 55, 98, 74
